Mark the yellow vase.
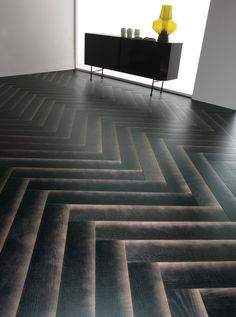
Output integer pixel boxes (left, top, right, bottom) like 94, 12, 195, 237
152, 5, 177, 42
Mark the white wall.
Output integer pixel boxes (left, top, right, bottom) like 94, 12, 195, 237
193, 0, 236, 110
0, 0, 74, 77
76, 0, 210, 96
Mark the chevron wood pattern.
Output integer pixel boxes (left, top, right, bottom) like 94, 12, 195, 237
0, 70, 236, 317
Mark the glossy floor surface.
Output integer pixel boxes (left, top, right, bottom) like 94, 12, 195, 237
0, 70, 236, 317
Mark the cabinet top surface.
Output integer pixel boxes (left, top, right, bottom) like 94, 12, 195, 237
85, 33, 182, 45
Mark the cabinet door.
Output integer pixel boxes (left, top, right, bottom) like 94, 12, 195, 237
85, 34, 120, 70
120, 39, 174, 80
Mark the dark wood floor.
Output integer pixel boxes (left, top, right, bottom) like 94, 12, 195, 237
0, 70, 236, 317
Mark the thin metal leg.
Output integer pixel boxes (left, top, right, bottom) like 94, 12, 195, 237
101, 68, 104, 80
90, 66, 93, 81
160, 81, 164, 94
150, 79, 155, 97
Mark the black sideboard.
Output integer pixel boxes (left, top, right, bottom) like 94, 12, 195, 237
84, 33, 182, 95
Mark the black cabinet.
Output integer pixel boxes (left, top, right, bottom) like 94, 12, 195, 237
84, 33, 182, 94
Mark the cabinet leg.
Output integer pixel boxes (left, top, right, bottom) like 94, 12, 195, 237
90, 66, 93, 81
150, 79, 154, 97
160, 81, 164, 94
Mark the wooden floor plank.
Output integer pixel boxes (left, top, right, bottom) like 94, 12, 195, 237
56, 221, 95, 317
0, 190, 47, 317
17, 204, 69, 317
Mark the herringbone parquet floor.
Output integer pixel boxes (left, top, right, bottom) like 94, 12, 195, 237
0, 70, 236, 317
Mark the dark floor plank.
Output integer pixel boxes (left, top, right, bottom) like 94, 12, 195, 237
16, 204, 69, 317
0, 190, 47, 317
128, 262, 171, 317
96, 240, 133, 317
56, 221, 95, 317
167, 289, 208, 317
201, 288, 236, 317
